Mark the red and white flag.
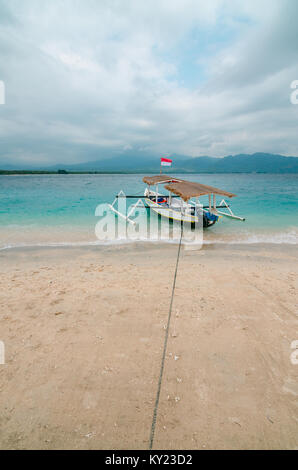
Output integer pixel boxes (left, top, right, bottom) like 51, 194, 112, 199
161, 157, 172, 167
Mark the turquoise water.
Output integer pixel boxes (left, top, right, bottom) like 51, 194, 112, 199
0, 173, 297, 248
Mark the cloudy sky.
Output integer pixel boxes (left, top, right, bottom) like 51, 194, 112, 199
0, 0, 298, 167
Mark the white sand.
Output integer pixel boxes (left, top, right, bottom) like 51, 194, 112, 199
0, 243, 297, 449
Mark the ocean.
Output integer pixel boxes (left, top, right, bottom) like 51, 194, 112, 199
0, 173, 297, 250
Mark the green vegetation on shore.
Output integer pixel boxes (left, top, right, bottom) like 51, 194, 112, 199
0, 170, 144, 175
1, 169, 297, 175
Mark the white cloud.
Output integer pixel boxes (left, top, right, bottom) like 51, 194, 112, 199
0, 0, 297, 166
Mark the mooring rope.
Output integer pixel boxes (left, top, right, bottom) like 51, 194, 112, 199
149, 224, 184, 450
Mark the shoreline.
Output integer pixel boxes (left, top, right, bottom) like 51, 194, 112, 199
1, 225, 298, 252
1, 239, 298, 254
2, 171, 298, 175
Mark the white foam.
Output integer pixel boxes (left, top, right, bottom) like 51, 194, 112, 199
0, 229, 297, 251
203, 229, 298, 245
0, 237, 181, 251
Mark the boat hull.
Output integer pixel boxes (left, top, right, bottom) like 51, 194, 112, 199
145, 197, 216, 228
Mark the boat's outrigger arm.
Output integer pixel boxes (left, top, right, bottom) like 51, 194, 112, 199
217, 199, 245, 221
108, 203, 136, 226
109, 191, 155, 226
108, 191, 140, 226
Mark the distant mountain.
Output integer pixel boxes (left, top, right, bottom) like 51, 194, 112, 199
1, 152, 298, 173
47, 152, 298, 173
46, 152, 189, 172
182, 153, 298, 173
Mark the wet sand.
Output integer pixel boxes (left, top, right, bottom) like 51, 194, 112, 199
0, 243, 297, 449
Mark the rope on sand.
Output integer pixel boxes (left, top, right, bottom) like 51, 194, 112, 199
149, 224, 184, 450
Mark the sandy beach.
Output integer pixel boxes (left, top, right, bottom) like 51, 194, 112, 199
0, 242, 297, 450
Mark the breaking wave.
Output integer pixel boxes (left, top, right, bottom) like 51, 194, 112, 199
0, 228, 297, 251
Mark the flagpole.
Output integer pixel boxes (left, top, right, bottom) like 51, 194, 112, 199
160, 159, 162, 174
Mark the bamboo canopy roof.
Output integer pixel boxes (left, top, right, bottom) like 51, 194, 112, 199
143, 175, 236, 201
143, 175, 183, 185
164, 181, 236, 201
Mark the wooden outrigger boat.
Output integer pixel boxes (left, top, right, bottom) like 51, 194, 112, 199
109, 175, 245, 228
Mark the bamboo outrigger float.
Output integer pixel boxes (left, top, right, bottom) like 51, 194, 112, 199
109, 175, 245, 228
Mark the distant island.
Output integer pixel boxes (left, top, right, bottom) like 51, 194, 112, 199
1, 152, 298, 174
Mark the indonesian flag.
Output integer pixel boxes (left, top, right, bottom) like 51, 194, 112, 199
161, 157, 172, 167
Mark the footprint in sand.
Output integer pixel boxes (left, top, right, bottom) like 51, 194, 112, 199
50, 299, 62, 306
